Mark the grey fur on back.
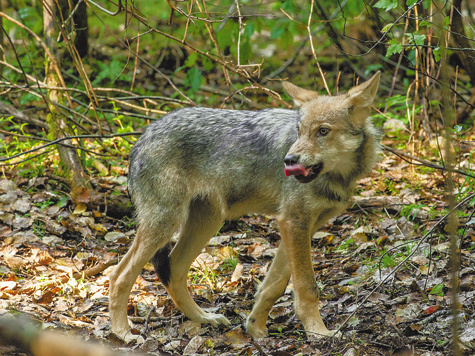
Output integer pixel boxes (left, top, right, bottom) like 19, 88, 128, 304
128, 107, 299, 192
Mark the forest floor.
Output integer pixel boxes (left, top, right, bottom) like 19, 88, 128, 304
1, 143, 475, 356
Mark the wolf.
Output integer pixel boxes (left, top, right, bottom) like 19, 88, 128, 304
109, 72, 381, 342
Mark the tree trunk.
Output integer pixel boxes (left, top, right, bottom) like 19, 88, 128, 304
451, 0, 475, 124
451, 0, 475, 85
58, 0, 89, 57
43, 0, 92, 204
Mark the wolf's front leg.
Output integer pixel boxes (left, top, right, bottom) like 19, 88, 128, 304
278, 217, 336, 338
246, 241, 291, 338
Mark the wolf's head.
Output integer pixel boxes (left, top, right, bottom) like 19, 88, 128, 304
282, 72, 380, 183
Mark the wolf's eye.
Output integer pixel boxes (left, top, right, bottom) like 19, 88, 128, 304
317, 127, 330, 136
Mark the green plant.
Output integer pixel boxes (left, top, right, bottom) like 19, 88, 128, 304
220, 254, 238, 272
269, 325, 284, 336
36, 199, 55, 210
189, 260, 219, 289
92, 59, 132, 85
381, 253, 397, 268
337, 237, 354, 252
32, 220, 46, 237
429, 283, 444, 297
400, 203, 424, 220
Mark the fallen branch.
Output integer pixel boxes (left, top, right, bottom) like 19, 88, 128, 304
0, 102, 48, 129
383, 144, 475, 178
336, 192, 475, 334
0, 132, 141, 164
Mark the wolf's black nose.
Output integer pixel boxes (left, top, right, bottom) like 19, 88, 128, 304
284, 154, 300, 166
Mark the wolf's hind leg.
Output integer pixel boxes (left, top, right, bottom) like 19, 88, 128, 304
155, 196, 231, 327
109, 221, 177, 342
246, 241, 291, 338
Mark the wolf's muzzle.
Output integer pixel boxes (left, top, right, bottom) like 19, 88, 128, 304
284, 154, 300, 166
284, 154, 322, 183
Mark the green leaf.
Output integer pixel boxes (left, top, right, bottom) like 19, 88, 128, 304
243, 22, 254, 40
406, 0, 417, 7
382, 24, 392, 33
374, 0, 398, 11
56, 197, 70, 208
270, 21, 287, 40
364, 64, 383, 76
201, 55, 214, 72
216, 22, 237, 48
282, 0, 295, 13
443, 16, 450, 30
270, 24, 284, 40
429, 283, 444, 296
420, 20, 430, 27
407, 33, 426, 46
184, 67, 203, 93
281, 27, 294, 48
433, 47, 441, 62
184, 52, 199, 68
386, 38, 403, 57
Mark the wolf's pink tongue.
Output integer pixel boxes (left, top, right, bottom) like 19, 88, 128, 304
285, 164, 309, 177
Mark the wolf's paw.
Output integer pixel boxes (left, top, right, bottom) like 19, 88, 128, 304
246, 325, 268, 339
202, 313, 231, 327
111, 329, 145, 344
245, 317, 268, 339
307, 328, 341, 339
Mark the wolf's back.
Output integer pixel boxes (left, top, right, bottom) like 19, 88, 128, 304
127, 107, 300, 200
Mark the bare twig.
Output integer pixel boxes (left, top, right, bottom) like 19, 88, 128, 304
251, 341, 268, 356
308, 0, 330, 95
19, 258, 119, 294
265, 1, 348, 82
87, 0, 123, 16
382, 144, 475, 178
347, 0, 424, 57
0, 12, 71, 106
0, 132, 141, 164
219, 85, 282, 108
0, 101, 48, 129
336, 193, 475, 334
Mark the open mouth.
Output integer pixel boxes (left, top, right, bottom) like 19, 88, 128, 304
284, 162, 323, 183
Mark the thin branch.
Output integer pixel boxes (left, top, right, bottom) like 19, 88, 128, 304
382, 144, 475, 179
18, 258, 120, 294
88, 4, 196, 106
308, 0, 330, 95
336, 192, 475, 334
348, 0, 424, 57
0, 101, 48, 129
0, 132, 141, 163
87, 0, 123, 16
0, 149, 56, 167
0, 11, 71, 105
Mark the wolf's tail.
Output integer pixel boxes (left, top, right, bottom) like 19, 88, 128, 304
151, 243, 172, 287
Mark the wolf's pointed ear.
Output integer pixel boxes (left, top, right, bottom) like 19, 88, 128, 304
283, 82, 319, 107
346, 71, 380, 125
